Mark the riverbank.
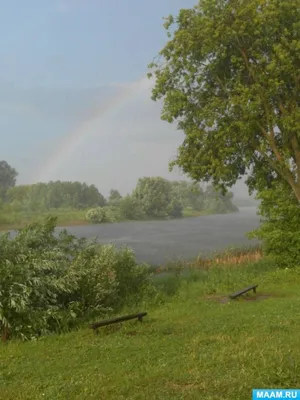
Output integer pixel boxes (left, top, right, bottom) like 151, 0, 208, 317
1, 207, 260, 265
1, 255, 299, 399
0, 207, 236, 232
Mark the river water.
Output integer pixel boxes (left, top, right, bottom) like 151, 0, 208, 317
60, 207, 261, 265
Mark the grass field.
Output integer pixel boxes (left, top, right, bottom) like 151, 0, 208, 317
1, 257, 300, 399
0, 209, 88, 231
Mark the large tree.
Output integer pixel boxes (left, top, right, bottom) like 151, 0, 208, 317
149, 0, 300, 201
0, 161, 18, 199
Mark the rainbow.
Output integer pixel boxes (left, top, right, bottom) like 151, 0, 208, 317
35, 77, 150, 183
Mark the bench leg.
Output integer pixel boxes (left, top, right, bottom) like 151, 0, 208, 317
253, 287, 257, 294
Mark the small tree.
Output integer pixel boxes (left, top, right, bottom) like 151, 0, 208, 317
119, 196, 145, 220
86, 207, 106, 223
0, 161, 18, 200
249, 181, 300, 267
133, 177, 173, 218
167, 198, 183, 218
109, 189, 122, 202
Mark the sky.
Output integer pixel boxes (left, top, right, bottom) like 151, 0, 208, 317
0, 0, 248, 197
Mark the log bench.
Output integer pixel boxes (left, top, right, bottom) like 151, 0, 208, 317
90, 312, 147, 330
229, 285, 258, 299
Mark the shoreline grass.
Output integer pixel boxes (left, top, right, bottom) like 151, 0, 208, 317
149, 244, 263, 275
0, 207, 238, 232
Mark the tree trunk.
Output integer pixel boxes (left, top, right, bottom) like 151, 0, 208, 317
1, 326, 9, 342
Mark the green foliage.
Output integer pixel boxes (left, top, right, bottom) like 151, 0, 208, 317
248, 180, 300, 267
85, 206, 122, 223
85, 179, 238, 225
0, 207, 87, 227
166, 197, 183, 218
118, 195, 145, 220
203, 186, 239, 214
85, 207, 106, 223
0, 218, 153, 340
0, 160, 18, 200
2, 260, 300, 399
6, 184, 31, 203
149, 0, 300, 202
1, 177, 238, 229
108, 189, 122, 202
4, 181, 106, 212
133, 177, 173, 218
103, 206, 122, 222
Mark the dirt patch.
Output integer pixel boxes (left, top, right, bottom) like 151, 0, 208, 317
205, 294, 272, 304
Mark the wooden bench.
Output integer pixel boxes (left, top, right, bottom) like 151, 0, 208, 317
90, 312, 147, 330
229, 285, 258, 299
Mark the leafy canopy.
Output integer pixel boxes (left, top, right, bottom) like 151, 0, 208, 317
0, 161, 18, 199
249, 178, 300, 266
149, 0, 300, 201
133, 177, 173, 218
0, 217, 153, 341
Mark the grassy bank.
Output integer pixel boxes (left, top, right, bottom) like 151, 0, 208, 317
0, 207, 233, 232
0, 209, 88, 231
181, 207, 215, 218
1, 254, 300, 399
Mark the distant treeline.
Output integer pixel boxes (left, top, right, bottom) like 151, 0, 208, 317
3, 178, 238, 222
4, 181, 106, 211
0, 160, 238, 224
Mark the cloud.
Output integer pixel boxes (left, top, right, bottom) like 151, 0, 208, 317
17, 76, 184, 193
1, 77, 248, 198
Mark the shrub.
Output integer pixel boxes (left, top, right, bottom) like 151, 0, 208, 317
85, 206, 122, 223
85, 207, 106, 223
248, 181, 300, 268
103, 206, 122, 223
167, 198, 183, 218
118, 196, 145, 220
0, 217, 153, 341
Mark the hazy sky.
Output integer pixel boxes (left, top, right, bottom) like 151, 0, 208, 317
0, 0, 248, 197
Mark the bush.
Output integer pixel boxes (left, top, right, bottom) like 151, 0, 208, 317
0, 217, 153, 341
118, 196, 145, 220
167, 198, 183, 218
85, 206, 122, 223
248, 181, 300, 268
103, 206, 122, 223
85, 207, 106, 223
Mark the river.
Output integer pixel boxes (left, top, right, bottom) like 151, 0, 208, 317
59, 207, 261, 265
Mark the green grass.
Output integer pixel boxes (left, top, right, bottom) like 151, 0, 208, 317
1, 259, 300, 399
0, 207, 232, 232
182, 207, 213, 218
0, 208, 88, 230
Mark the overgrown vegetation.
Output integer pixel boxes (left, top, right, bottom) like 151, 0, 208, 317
85, 178, 238, 224
1, 258, 300, 399
2, 0, 300, 396
0, 161, 239, 229
249, 180, 300, 267
0, 217, 154, 341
